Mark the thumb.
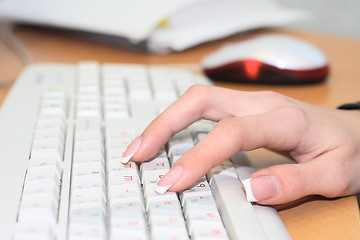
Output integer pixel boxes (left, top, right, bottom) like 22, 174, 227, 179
242, 151, 348, 205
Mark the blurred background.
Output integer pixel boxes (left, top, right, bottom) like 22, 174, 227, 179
276, 0, 360, 38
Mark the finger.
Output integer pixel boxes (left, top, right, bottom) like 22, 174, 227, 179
243, 148, 352, 205
121, 85, 212, 163
156, 106, 309, 192
130, 86, 297, 162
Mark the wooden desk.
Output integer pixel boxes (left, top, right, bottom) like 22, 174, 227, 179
1, 24, 360, 239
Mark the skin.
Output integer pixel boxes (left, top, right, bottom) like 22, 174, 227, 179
130, 85, 360, 205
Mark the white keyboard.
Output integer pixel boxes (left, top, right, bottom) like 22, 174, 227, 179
0, 62, 292, 240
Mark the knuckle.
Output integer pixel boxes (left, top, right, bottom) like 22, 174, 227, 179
257, 90, 300, 109
217, 117, 240, 132
216, 117, 245, 145
282, 165, 309, 194
323, 159, 351, 198
326, 179, 349, 198
184, 84, 211, 98
276, 106, 309, 130
183, 85, 212, 108
258, 90, 290, 103
279, 105, 306, 119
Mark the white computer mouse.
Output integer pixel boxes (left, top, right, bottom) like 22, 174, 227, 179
202, 34, 330, 84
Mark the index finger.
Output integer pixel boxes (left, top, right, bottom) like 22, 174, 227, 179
130, 86, 296, 162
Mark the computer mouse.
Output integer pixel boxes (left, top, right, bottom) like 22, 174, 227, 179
202, 34, 330, 84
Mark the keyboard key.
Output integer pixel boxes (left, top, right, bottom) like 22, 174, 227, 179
74, 140, 104, 153
28, 157, 61, 174
147, 200, 182, 217
141, 169, 169, 185
130, 101, 157, 118
209, 168, 268, 239
73, 150, 104, 163
75, 129, 103, 141
106, 137, 132, 148
111, 201, 145, 216
182, 195, 218, 214
143, 184, 179, 211
150, 225, 189, 240
140, 157, 170, 172
71, 187, 106, 206
110, 214, 147, 231
72, 161, 104, 176
23, 178, 60, 196
26, 165, 60, 183
108, 183, 142, 200
72, 174, 105, 189
190, 225, 229, 240
110, 228, 149, 240
18, 193, 58, 224
69, 208, 106, 240
108, 170, 140, 186
14, 223, 54, 240
105, 129, 135, 140
107, 160, 138, 172
34, 125, 65, 141
76, 117, 103, 131
180, 178, 212, 205
167, 130, 194, 160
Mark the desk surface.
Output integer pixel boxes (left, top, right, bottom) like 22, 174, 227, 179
1, 25, 360, 239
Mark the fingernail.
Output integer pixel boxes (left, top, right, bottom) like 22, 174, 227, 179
154, 185, 172, 195
155, 166, 183, 194
242, 176, 280, 202
121, 136, 142, 164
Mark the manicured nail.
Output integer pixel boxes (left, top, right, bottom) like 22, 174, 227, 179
121, 136, 142, 164
155, 166, 183, 194
242, 176, 280, 202
154, 185, 172, 195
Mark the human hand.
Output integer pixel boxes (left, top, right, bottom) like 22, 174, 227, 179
122, 85, 360, 205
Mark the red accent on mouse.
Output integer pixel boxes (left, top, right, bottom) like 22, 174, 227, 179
204, 59, 329, 84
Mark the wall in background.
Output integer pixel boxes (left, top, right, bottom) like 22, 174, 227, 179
276, 0, 360, 39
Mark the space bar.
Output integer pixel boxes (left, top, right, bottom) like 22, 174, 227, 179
209, 169, 269, 240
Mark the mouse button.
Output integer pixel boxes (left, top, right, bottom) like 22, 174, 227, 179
250, 48, 297, 69
257, 46, 328, 70
202, 44, 249, 68
261, 54, 311, 70
257, 35, 328, 66
286, 40, 329, 67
